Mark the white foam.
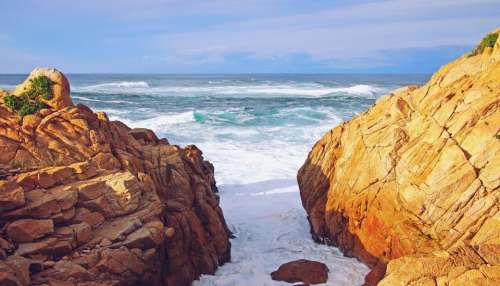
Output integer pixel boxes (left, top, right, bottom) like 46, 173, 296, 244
110, 111, 196, 132
73, 82, 382, 98
334, 84, 381, 96
87, 81, 149, 88
73, 81, 150, 93
96, 105, 368, 285
73, 96, 130, 104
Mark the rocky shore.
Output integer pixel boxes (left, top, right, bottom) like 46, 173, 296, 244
298, 30, 500, 285
0, 68, 231, 285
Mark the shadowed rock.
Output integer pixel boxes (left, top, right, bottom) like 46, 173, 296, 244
271, 259, 329, 285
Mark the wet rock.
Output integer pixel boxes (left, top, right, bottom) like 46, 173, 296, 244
271, 259, 329, 285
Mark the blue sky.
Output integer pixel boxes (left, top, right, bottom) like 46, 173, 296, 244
0, 0, 498, 73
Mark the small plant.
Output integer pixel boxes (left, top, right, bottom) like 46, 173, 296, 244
472, 32, 499, 55
3, 75, 52, 117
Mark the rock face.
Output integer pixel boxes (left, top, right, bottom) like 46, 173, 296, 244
298, 30, 500, 285
270, 259, 329, 285
0, 71, 231, 285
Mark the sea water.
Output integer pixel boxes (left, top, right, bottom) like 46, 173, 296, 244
0, 74, 428, 285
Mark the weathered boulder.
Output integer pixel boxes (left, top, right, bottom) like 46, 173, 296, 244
0, 69, 231, 285
298, 30, 500, 285
271, 259, 329, 284
12, 67, 73, 110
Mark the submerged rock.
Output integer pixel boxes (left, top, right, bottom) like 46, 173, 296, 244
0, 70, 231, 285
271, 259, 329, 284
298, 29, 500, 285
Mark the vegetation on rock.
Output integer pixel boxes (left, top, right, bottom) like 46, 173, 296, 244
3, 75, 52, 116
473, 32, 498, 55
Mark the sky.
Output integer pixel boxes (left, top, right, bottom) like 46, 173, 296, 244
0, 0, 498, 74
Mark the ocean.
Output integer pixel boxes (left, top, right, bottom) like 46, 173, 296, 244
0, 73, 428, 285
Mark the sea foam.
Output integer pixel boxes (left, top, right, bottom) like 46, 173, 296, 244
73, 81, 382, 98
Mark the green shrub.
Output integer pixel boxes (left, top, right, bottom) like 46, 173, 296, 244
3, 75, 52, 117
30, 76, 53, 100
473, 32, 498, 55
4, 94, 23, 110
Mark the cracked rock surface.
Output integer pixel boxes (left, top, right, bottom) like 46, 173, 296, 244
298, 30, 500, 285
0, 68, 231, 286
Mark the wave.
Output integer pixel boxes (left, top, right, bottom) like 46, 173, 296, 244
72, 96, 131, 104
108, 111, 197, 132
89, 81, 149, 88
331, 84, 381, 96
217, 84, 382, 97
73, 81, 150, 92
72, 81, 383, 98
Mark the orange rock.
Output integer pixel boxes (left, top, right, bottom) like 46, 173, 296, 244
7, 219, 54, 242
0, 68, 231, 286
13, 67, 73, 110
298, 29, 500, 285
0, 181, 25, 212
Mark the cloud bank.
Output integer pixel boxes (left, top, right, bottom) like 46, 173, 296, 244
0, 0, 498, 73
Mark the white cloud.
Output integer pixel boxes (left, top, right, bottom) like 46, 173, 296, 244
157, 0, 499, 64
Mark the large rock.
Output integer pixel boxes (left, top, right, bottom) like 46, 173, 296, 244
0, 69, 231, 285
298, 30, 500, 285
13, 67, 73, 110
271, 259, 329, 284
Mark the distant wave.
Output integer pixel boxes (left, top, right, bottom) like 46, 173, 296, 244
73, 81, 150, 92
88, 81, 149, 88
331, 84, 381, 96
72, 96, 131, 104
73, 82, 382, 98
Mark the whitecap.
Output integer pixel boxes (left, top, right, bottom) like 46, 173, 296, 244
73, 81, 150, 93
331, 84, 382, 96
72, 96, 131, 104
107, 111, 197, 132
71, 82, 383, 98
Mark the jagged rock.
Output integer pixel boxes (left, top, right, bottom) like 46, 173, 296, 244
128, 128, 165, 145
123, 221, 165, 249
0, 69, 231, 285
7, 219, 54, 242
271, 259, 329, 284
298, 30, 500, 285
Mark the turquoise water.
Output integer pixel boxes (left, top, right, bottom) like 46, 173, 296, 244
0, 74, 428, 185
